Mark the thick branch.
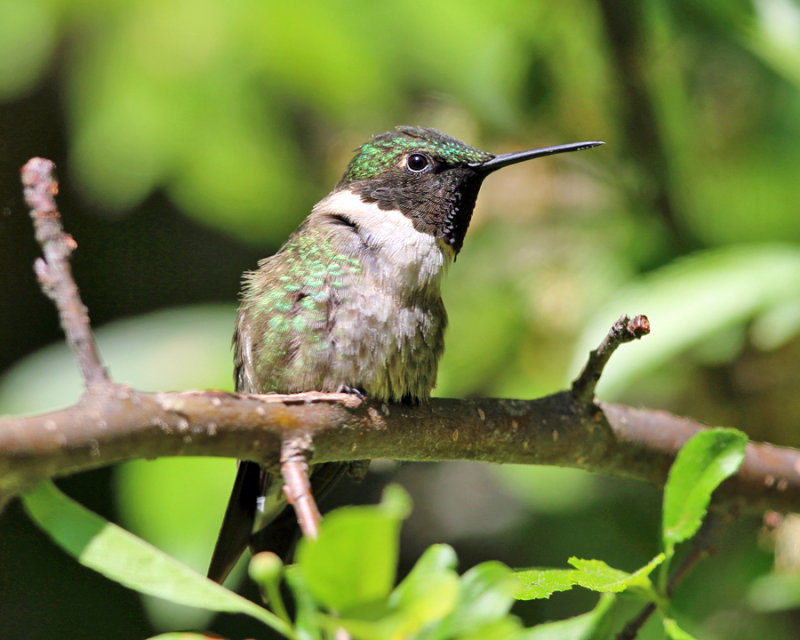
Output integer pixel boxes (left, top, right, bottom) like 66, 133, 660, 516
2, 388, 799, 515
8, 156, 799, 531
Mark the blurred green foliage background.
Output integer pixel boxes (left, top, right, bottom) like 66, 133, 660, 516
2, 0, 800, 638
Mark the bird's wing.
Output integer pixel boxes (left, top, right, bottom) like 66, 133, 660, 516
208, 304, 276, 584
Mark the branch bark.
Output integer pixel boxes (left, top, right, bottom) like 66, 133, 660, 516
21, 158, 110, 389
572, 313, 650, 404
4, 157, 800, 523
2, 387, 800, 516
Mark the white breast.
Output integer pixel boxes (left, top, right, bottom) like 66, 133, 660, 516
313, 189, 452, 290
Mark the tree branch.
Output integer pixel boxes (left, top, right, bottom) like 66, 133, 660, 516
571, 313, 650, 403
4, 157, 800, 524
281, 435, 322, 539
21, 158, 110, 390
2, 388, 800, 515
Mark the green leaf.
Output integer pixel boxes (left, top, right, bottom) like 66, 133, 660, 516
445, 562, 519, 632
0, 306, 241, 631
419, 561, 520, 639
513, 568, 577, 601
389, 571, 460, 636
114, 456, 243, 632
568, 558, 639, 593
663, 617, 698, 640
378, 483, 414, 519
568, 556, 664, 596
390, 544, 458, 609
284, 566, 322, 640
22, 483, 292, 638
455, 616, 524, 640
114, 457, 237, 574
323, 544, 460, 640
662, 429, 747, 555
324, 550, 519, 640
296, 485, 410, 614
514, 555, 664, 601
521, 594, 617, 640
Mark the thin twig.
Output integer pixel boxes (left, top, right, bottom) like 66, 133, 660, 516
281, 435, 321, 539
616, 511, 729, 639
20, 158, 110, 390
571, 314, 650, 404
615, 603, 656, 640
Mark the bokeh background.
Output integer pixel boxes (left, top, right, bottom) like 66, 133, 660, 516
2, 1, 800, 638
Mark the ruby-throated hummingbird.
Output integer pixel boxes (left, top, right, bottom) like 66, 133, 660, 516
207, 126, 602, 583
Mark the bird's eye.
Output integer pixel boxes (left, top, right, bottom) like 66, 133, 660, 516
406, 153, 431, 173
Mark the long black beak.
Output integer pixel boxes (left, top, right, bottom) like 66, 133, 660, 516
470, 141, 603, 173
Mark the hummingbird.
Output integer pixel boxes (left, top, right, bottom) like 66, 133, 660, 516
207, 126, 602, 583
